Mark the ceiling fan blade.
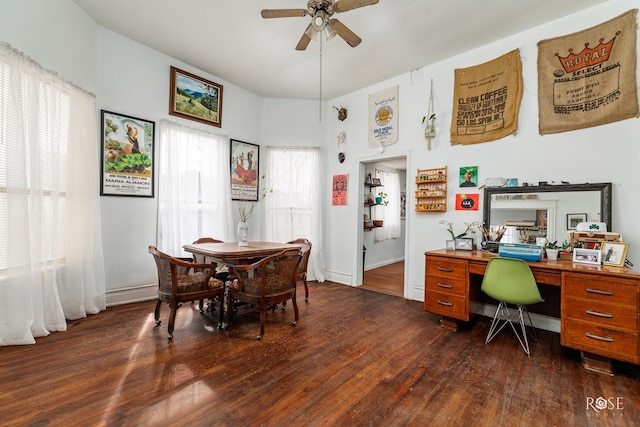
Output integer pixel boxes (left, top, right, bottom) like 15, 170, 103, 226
261, 9, 308, 19
295, 24, 314, 51
328, 19, 362, 48
333, 0, 379, 13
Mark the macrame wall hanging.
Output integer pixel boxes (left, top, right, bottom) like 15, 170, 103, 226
423, 78, 436, 150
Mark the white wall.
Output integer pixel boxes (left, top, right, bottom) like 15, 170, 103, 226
0, 0, 264, 300
2, 0, 640, 305
324, 0, 640, 301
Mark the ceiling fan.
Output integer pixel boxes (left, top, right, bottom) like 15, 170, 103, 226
261, 0, 379, 51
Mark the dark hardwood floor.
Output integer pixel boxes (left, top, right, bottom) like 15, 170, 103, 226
1, 281, 638, 426
361, 261, 404, 297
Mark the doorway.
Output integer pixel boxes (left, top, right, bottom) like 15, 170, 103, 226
357, 156, 408, 297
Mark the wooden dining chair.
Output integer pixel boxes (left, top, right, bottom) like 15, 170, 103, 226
227, 248, 302, 340
288, 238, 312, 302
191, 237, 230, 315
149, 245, 225, 340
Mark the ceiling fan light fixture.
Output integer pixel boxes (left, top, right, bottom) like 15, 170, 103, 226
323, 23, 337, 41
311, 11, 327, 31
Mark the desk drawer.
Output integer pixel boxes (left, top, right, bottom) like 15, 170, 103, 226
425, 257, 467, 280
425, 275, 466, 297
424, 290, 467, 320
564, 274, 638, 306
562, 298, 637, 331
562, 318, 638, 363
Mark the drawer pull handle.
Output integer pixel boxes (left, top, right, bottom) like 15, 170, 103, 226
586, 288, 614, 296
437, 283, 454, 289
585, 310, 613, 318
437, 300, 453, 306
437, 267, 454, 272
585, 333, 613, 342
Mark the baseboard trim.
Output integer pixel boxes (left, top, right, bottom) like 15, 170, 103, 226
364, 257, 404, 271
106, 283, 156, 307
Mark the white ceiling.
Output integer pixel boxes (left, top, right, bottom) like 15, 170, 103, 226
72, 0, 608, 100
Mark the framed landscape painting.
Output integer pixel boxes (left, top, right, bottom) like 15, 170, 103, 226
101, 110, 155, 197
169, 66, 223, 127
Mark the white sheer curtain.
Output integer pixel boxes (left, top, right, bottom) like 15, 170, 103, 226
374, 169, 402, 243
264, 147, 325, 282
157, 120, 234, 255
0, 43, 106, 346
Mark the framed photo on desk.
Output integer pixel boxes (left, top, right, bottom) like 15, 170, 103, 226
573, 248, 601, 265
601, 241, 629, 267
455, 238, 474, 251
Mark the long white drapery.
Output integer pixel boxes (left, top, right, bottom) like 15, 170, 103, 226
264, 147, 325, 282
374, 169, 402, 243
0, 43, 106, 345
157, 120, 234, 255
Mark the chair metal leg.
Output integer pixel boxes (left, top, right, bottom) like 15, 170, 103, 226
485, 302, 509, 344
486, 302, 537, 356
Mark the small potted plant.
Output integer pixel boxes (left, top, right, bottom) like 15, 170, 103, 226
545, 240, 561, 260
375, 192, 389, 206
422, 113, 436, 139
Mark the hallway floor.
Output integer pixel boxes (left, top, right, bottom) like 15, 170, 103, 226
361, 261, 404, 297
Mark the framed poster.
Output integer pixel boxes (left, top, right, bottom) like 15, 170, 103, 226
169, 66, 223, 127
601, 241, 629, 267
101, 110, 154, 197
332, 174, 348, 206
231, 139, 259, 201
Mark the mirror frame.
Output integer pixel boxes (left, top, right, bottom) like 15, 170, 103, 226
483, 182, 612, 233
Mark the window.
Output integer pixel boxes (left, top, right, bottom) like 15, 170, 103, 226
264, 147, 325, 282
156, 120, 233, 255
0, 44, 105, 345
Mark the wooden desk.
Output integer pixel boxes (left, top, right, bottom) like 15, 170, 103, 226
424, 249, 640, 373
183, 241, 299, 263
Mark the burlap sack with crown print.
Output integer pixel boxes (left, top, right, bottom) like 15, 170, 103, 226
537, 9, 639, 135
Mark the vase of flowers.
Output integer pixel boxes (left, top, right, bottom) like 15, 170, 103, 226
236, 174, 270, 246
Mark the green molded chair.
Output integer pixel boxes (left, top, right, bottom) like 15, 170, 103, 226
481, 257, 544, 356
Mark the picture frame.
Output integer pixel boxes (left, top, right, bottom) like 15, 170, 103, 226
567, 213, 587, 230
601, 241, 629, 267
459, 166, 478, 187
372, 178, 382, 186
536, 209, 548, 227
455, 237, 474, 251
572, 248, 601, 265
332, 174, 348, 206
231, 139, 259, 201
100, 110, 155, 197
446, 240, 455, 250
169, 66, 223, 128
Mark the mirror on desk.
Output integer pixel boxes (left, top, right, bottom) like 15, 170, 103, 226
482, 183, 612, 246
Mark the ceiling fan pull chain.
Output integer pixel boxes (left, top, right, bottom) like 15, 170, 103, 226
319, 35, 323, 123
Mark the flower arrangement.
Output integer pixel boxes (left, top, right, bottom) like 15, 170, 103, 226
439, 220, 483, 239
